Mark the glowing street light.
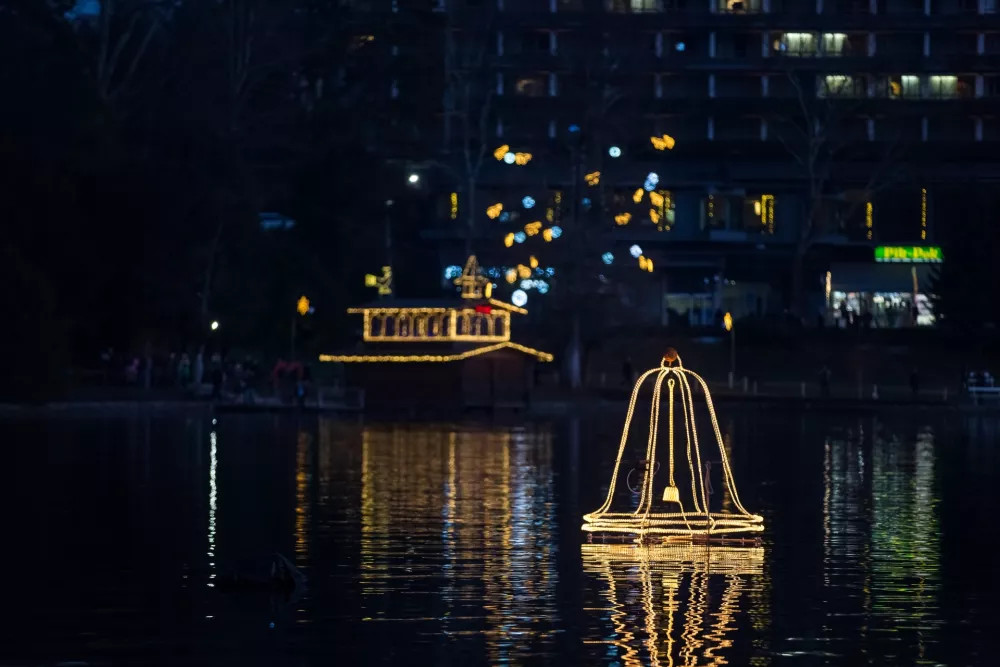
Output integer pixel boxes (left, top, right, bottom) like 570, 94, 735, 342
407, 173, 420, 184
725, 311, 736, 384
210, 321, 219, 331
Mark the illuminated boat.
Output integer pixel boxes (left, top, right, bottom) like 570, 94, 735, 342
319, 256, 552, 409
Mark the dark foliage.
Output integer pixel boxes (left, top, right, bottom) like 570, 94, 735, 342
0, 1, 399, 398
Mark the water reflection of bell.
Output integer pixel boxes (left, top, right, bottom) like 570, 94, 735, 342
663, 486, 680, 503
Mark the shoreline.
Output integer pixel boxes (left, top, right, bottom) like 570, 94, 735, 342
2, 391, 995, 416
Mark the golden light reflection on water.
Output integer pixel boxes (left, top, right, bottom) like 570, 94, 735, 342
582, 544, 763, 666
295, 430, 312, 561
356, 423, 556, 665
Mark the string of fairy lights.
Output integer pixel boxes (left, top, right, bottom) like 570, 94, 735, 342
582, 350, 763, 541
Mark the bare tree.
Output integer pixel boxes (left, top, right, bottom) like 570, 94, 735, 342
772, 73, 903, 317
164, 0, 361, 327
441, 3, 496, 255
91, 0, 171, 108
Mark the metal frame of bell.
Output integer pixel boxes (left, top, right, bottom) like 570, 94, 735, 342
582, 350, 764, 542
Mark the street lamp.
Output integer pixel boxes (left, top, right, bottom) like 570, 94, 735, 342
724, 312, 735, 388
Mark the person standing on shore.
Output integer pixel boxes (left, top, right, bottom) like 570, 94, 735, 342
178, 353, 191, 387
194, 348, 205, 387
819, 365, 832, 398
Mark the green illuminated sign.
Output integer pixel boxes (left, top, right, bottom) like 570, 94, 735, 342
874, 246, 943, 263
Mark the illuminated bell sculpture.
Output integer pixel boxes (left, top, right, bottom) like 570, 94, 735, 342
583, 348, 764, 542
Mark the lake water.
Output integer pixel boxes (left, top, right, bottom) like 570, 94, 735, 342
2, 410, 999, 666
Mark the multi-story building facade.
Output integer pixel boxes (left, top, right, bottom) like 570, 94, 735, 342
354, 0, 1000, 326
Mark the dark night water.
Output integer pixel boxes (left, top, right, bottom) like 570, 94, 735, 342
2, 409, 999, 666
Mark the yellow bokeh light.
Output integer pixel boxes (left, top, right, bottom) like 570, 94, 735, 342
524, 221, 542, 236
650, 208, 660, 224
650, 134, 676, 150
364, 274, 377, 287
493, 144, 510, 161
505, 268, 517, 283
514, 152, 532, 165
650, 191, 664, 208
633, 188, 644, 204
487, 203, 503, 219
615, 212, 632, 226
529, 256, 538, 269
545, 207, 554, 222
450, 192, 458, 219
296, 296, 311, 316
504, 233, 515, 248
517, 264, 531, 279
542, 228, 553, 241
584, 171, 601, 186
724, 312, 733, 332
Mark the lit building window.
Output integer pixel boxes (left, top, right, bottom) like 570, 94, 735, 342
514, 76, 546, 97
719, 0, 760, 12
701, 194, 730, 230
775, 32, 818, 57
605, 0, 663, 11
648, 190, 676, 231
928, 75, 959, 99
821, 75, 864, 98
821, 33, 847, 56
885, 75, 923, 99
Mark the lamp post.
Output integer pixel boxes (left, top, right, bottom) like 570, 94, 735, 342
724, 312, 735, 388
292, 295, 312, 361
